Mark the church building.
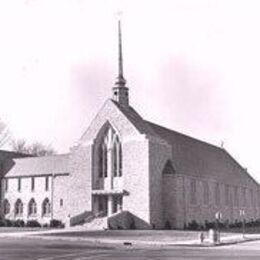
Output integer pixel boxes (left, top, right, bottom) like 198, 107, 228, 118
0, 21, 259, 230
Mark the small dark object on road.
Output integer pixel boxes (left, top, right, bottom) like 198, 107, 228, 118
123, 242, 132, 246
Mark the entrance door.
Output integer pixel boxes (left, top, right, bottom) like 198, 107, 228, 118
98, 196, 108, 216
112, 196, 122, 213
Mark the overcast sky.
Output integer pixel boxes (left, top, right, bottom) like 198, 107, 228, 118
1, 0, 260, 181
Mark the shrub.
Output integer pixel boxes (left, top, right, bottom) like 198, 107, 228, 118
26, 220, 41, 227
188, 220, 199, 230
4, 219, 13, 227
50, 219, 64, 228
235, 221, 242, 228
216, 221, 225, 229
229, 222, 236, 229
245, 219, 255, 228
42, 223, 49, 228
255, 219, 260, 227
205, 220, 215, 230
0, 219, 6, 227
164, 220, 171, 230
13, 219, 25, 227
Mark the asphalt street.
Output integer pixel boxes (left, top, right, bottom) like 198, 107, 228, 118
1, 237, 260, 260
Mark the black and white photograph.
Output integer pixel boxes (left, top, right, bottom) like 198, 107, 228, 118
0, 0, 260, 259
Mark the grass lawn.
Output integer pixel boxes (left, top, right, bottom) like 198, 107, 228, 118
43, 230, 212, 242
0, 227, 52, 233
42, 228, 260, 242
222, 226, 260, 234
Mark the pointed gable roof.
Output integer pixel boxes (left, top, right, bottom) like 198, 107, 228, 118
111, 100, 160, 138
78, 99, 164, 145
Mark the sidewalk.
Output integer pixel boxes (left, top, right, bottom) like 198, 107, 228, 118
0, 228, 259, 247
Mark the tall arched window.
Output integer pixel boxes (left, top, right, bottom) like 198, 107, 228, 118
98, 143, 107, 178
42, 198, 51, 216
3, 199, 10, 215
118, 142, 122, 177
28, 198, 37, 216
98, 126, 122, 178
112, 136, 122, 177
15, 199, 23, 216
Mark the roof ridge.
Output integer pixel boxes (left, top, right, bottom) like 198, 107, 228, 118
13, 153, 70, 161
146, 120, 222, 151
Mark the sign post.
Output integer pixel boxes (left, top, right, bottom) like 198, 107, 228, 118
215, 211, 222, 243
239, 209, 246, 239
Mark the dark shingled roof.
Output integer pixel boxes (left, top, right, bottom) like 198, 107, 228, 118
111, 100, 161, 139
146, 121, 258, 187
0, 150, 32, 177
3, 154, 70, 178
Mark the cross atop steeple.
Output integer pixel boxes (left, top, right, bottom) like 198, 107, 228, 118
112, 18, 129, 107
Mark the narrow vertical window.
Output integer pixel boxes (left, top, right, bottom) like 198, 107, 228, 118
15, 199, 23, 216
225, 184, 229, 206
31, 177, 35, 191
215, 183, 220, 206
98, 145, 103, 178
190, 179, 196, 204
242, 187, 246, 207
112, 136, 122, 177
45, 176, 49, 191
4, 179, 8, 192
251, 189, 254, 207
3, 199, 10, 215
18, 178, 21, 192
28, 199, 37, 216
112, 140, 118, 177
203, 181, 209, 205
119, 143, 122, 177
234, 186, 239, 206
103, 144, 107, 177
42, 198, 51, 216
98, 143, 107, 178
60, 199, 63, 207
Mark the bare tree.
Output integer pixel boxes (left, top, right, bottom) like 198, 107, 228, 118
0, 119, 11, 148
28, 142, 55, 156
11, 139, 27, 153
11, 139, 55, 156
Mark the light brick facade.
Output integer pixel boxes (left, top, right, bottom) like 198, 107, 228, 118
0, 97, 259, 229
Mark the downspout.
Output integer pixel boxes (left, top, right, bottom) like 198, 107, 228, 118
182, 175, 187, 228
51, 174, 54, 220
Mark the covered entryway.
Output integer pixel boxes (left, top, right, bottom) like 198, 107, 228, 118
92, 192, 123, 217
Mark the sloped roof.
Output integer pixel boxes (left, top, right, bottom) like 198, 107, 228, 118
0, 150, 32, 177
111, 100, 161, 138
147, 121, 259, 187
85, 99, 258, 187
4, 154, 70, 178
0, 150, 30, 159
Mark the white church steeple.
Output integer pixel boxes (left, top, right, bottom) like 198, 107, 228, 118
112, 19, 129, 107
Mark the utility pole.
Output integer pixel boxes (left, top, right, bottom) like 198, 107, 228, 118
240, 209, 246, 239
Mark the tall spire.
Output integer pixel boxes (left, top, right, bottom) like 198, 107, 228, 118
113, 18, 129, 107
115, 19, 126, 86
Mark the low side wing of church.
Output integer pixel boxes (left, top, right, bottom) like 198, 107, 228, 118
0, 21, 259, 230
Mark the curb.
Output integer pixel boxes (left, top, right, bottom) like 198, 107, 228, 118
0, 231, 260, 248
